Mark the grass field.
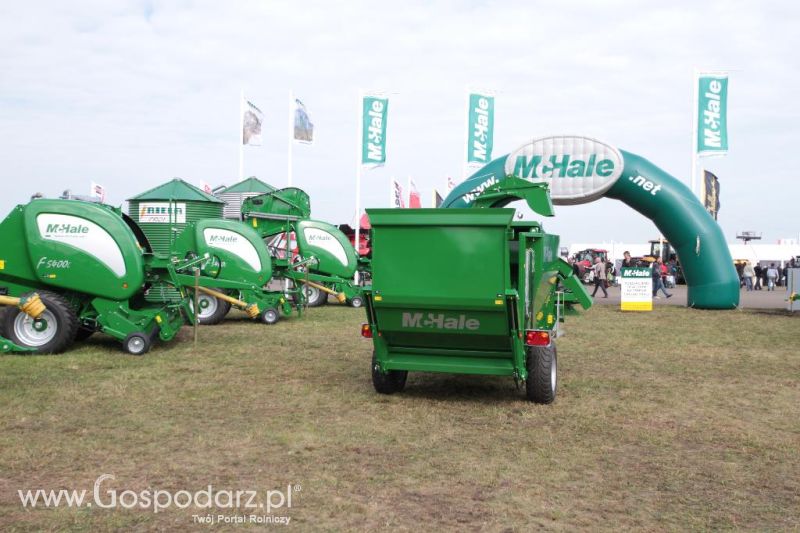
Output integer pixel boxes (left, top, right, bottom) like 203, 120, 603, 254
1, 304, 798, 531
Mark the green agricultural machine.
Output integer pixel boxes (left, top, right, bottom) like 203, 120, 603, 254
242, 187, 365, 308
0, 199, 195, 354
145, 218, 293, 325
128, 179, 296, 326
361, 179, 591, 403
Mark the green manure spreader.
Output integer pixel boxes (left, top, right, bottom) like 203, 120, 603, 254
361, 179, 591, 403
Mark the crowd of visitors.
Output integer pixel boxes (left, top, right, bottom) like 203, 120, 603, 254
737, 258, 798, 291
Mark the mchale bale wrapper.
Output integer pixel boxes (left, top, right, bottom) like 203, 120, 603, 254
361, 179, 591, 403
242, 187, 365, 308
145, 218, 294, 325
0, 199, 194, 354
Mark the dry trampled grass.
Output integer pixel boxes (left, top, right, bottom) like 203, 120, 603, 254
0, 304, 798, 531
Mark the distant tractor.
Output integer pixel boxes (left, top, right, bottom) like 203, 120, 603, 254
643, 240, 685, 284
573, 248, 609, 283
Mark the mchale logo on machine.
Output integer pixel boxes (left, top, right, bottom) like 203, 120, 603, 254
208, 234, 239, 244
402, 312, 480, 331
44, 223, 90, 236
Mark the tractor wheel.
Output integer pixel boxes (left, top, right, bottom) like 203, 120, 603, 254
371, 352, 407, 394
525, 343, 557, 404
260, 308, 279, 325
123, 332, 152, 356
2, 291, 78, 354
190, 292, 231, 325
304, 284, 327, 307
350, 296, 364, 308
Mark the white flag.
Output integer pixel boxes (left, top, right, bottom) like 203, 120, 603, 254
391, 179, 405, 208
243, 99, 263, 146
90, 182, 106, 202
293, 98, 314, 144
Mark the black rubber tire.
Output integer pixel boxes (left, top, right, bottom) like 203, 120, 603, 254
350, 296, 364, 308
261, 308, 279, 325
123, 332, 151, 356
74, 326, 95, 342
191, 292, 231, 326
2, 291, 78, 354
305, 285, 328, 307
525, 343, 557, 404
371, 352, 407, 394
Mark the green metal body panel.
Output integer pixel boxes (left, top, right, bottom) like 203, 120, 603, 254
172, 219, 273, 285
0, 199, 192, 346
145, 219, 291, 316
365, 208, 584, 379
242, 187, 311, 237
295, 220, 358, 279
0, 200, 145, 301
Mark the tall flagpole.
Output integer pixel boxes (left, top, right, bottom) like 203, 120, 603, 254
239, 89, 244, 180
462, 87, 469, 180
287, 90, 294, 187
691, 69, 698, 198
354, 91, 363, 284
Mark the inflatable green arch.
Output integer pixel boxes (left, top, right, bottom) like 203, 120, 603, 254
442, 135, 739, 309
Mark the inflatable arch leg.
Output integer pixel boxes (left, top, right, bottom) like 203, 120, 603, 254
442, 139, 739, 309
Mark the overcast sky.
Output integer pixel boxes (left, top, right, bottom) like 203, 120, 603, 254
1, 1, 798, 245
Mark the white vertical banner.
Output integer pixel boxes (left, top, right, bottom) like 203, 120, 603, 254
89, 182, 106, 202
390, 179, 405, 208
241, 92, 263, 180
287, 90, 294, 187
288, 94, 315, 187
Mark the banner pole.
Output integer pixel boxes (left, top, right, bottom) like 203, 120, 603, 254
462, 87, 469, 180
288, 90, 294, 187
691, 69, 699, 198
354, 91, 363, 284
239, 89, 244, 181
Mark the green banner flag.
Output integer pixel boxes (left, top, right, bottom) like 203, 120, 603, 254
362, 96, 389, 167
467, 93, 494, 165
696, 74, 729, 155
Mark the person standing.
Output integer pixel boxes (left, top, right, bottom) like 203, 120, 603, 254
621, 251, 635, 268
591, 256, 608, 298
652, 258, 672, 299
766, 263, 779, 291
754, 263, 763, 290
742, 261, 755, 291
